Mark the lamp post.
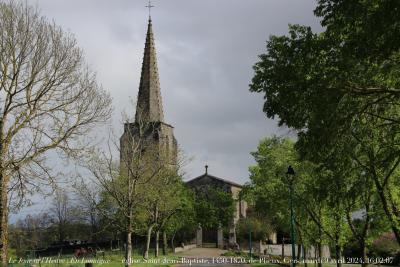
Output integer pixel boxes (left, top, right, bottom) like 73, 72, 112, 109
249, 222, 252, 259
286, 165, 296, 267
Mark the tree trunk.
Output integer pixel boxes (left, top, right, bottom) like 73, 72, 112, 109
317, 224, 322, 267
317, 243, 322, 267
155, 230, 159, 257
335, 244, 342, 267
144, 225, 154, 259
361, 241, 368, 267
297, 244, 301, 260
124, 231, 132, 267
373, 175, 400, 245
0, 170, 9, 266
346, 203, 370, 267
171, 231, 176, 253
58, 223, 65, 243
281, 237, 285, 260
303, 246, 308, 267
162, 231, 168, 255
90, 213, 98, 243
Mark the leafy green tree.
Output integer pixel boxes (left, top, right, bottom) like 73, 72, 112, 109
236, 216, 273, 244
141, 170, 189, 258
162, 186, 196, 254
243, 137, 296, 231
244, 137, 354, 267
193, 187, 235, 230
249, 0, 400, 250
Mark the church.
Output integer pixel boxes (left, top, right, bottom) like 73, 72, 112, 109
120, 16, 252, 248
186, 165, 248, 248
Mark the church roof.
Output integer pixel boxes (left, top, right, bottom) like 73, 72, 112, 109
186, 172, 243, 188
135, 18, 164, 123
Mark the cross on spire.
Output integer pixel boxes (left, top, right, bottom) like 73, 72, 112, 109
146, 0, 154, 18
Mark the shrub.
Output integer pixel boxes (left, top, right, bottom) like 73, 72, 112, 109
370, 232, 399, 265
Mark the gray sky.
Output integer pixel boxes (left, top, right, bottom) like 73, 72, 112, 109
28, 0, 321, 184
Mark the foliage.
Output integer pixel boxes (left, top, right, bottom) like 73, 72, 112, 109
370, 232, 399, 258
193, 186, 235, 229
244, 136, 355, 265
8, 213, 53, 257
140, 168, 192, 257
243, 137, 296, 231
164, 186, 196, 246
8, 212, 100, 258
249, 0, 400, 257
236, 216, 273, 243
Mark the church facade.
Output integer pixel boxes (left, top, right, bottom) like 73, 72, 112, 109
186, 166, 248, 248
186, 166, 248, 222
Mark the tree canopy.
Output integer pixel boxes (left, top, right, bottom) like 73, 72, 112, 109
249, 1, 400, 265
193, 186, 235, 230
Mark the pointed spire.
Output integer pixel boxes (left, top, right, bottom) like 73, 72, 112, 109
135, 18, 164, 123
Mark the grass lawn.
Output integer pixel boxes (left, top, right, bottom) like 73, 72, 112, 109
8, 259, 175, 267
9, 263, 172, 267
251, 265, 365, 267
251, 264, 280, 267
8, 250, 178, 267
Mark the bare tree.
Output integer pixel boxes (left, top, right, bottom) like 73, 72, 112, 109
0, 1, 112, 262
49, 188, 77, 243
74, 179, 101, 243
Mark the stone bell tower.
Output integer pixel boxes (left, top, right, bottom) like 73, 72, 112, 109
120, 18, 177, 173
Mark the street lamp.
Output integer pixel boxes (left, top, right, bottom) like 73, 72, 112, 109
249, 222, 252, 259
286, 165, 296, 267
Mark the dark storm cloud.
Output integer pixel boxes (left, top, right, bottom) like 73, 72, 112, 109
31, 0, 321, 183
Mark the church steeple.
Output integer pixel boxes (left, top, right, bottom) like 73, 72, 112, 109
120, 15, 177, 176
135, 18, 164, 123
